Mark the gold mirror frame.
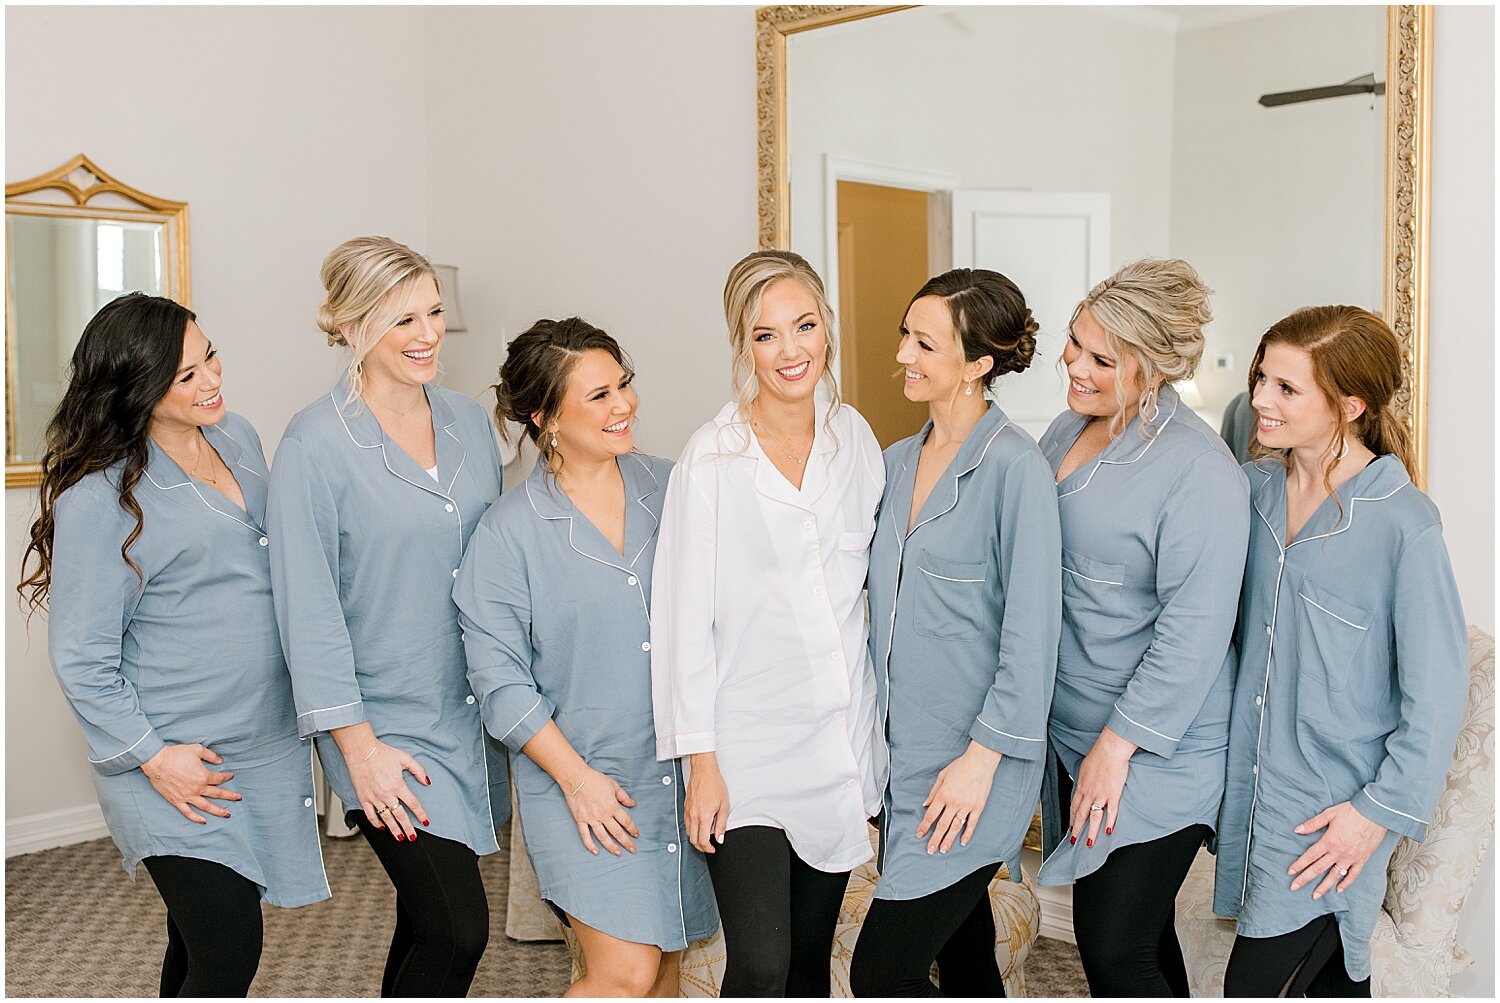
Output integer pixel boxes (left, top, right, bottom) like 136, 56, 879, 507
756, 5, 1433, 487
5, 154, 191, 488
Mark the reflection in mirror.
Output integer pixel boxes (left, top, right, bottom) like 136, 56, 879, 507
784, 6, 1386, 446
7, 215, 167, 462
6, 155, 188, 486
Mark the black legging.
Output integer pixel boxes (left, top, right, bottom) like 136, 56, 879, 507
1056, 756, 1207, 997
1069, 824, 1210, 997
849, 861, 1008, 997
143, 855, 264, 997
704, 825, 852, 996
1224, 915, 1371, 997
350, 812, 489, 998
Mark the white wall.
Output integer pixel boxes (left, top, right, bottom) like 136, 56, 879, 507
1427, 6, 1495, 996
787, 5, 1176, 282
421, 5, 754, 459
4, 4, 429, 836
1168, 6, 1387, 413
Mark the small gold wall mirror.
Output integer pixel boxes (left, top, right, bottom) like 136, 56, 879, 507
6, 155, 190, 488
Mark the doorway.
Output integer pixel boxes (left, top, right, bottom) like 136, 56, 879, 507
835, 180, 933, 449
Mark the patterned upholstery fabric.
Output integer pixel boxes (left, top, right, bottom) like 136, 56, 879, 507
1176, 626, 1496, 996
557, 825, 1041, 996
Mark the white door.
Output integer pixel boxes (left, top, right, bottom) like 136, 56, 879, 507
951, 191, 1111, 441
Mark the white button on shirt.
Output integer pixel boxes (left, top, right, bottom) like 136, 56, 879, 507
651, 401, 887, 874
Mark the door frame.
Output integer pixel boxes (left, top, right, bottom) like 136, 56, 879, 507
822, 155, 960, 345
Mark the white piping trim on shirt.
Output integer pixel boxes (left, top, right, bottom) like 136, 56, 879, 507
1297, 593, 1368, 630
299, 699, 362, 717
1360, 789, 1428, 826
1111, 703, 1180, 743
331, 392, 467, 556
498, 696, 544, 742
88, 728, 154, 764
1062, 566, 1122, 587
1057, 396, 1179, 499
974, 719, 1044, 742
918, 567, 985, 585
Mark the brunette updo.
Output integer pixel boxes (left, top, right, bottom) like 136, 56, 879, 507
906, 268, 1039, 391
492, 317, 632, 474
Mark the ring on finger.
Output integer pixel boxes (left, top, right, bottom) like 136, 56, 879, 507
1090, 803, 1104, 812
1337, 867, 1349, 877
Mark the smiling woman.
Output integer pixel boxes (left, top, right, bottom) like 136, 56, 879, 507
650, 249, 886, 995
267, 235, 509, 997
17, 293, 330, 995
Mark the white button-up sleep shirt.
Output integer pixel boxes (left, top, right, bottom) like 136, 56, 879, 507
651, 401, 888, 873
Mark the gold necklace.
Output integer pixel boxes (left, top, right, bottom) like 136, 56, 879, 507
189, 436, 219, 486
752, 408, 813, 466
370, 397, 424, 418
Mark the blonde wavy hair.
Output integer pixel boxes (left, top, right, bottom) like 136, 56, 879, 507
316, 236, 440, 411
722, 250, 841, 439
1072, 257, 1214, 436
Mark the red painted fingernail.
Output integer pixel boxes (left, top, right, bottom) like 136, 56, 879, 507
395, 833, 404, 841
1106, 826, 1113, 835
1087, 838, 1094, 847
1070, 836, 1077, 845
424, 777, 431, 786
422, 819, 429, 826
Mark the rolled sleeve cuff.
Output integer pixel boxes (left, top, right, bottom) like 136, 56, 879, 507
1354, 787, 1430, 841
89, 728, 167, 776
657, 731, 715, 761
1106, 703, 1181, 759
493, 695, 554, 752
296, 700, 367, 740
970, 718, 1045, 760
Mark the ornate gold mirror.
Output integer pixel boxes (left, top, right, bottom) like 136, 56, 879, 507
757, 5, 1431, 484
6, 155, 190, 487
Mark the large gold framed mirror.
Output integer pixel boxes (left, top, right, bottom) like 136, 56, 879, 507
6, 154, 190, 488
756, 5, 1431, 484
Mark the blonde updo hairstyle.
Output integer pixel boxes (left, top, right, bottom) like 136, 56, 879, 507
722, 250, 841, 431
1072, 257, 1214, 435
1248, 305, 1415, 493
316, 236, 440, 410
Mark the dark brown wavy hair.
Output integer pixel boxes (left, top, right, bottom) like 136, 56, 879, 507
18, 293, 196, 616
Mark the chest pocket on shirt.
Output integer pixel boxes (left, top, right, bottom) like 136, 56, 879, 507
839, 525, 875, 553
1061, 550, 1126, 638
914, 550, 988, 641
1294, 580, 1373, 695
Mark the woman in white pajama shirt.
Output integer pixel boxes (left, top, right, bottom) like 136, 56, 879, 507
651, 250, 885, 997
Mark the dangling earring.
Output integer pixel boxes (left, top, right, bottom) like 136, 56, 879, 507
1141, 384, 1160, 422
1330, 435, 1348, 461
964, 381, 974, 398
550, 431, 558, 449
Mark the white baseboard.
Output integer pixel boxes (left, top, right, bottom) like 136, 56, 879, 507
1036, 881, 1076, 944
6, 803, 109, 857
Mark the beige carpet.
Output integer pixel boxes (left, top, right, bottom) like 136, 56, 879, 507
5, 823, 1088, 997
